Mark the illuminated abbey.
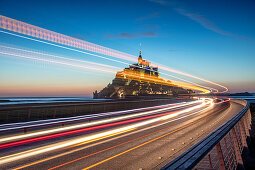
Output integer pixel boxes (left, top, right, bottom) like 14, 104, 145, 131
93, 49, 191, 99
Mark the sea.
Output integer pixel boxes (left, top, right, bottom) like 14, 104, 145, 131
0, 97, 109, 105
0, 94, 255, 105
227, 95, 255, 103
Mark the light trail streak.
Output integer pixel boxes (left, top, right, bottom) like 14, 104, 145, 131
0, 101, 200, 145
0, 102, 188, 131
0, 127, 137, 165
213, 97, 231, 104
0, 15, 137, 62
0, 51, 118, 73
154, 64, 229, 93
0, 15, 228, 93
116, 70, 211, 94
159, 72, 218, 93
12, 98, 216, 170
82, 100, 215, 170
0, 30, 216, 93
0, 109, 195, 149
1, 39, 215, 95
0, 34, 216, 94
0, 30, 214, 93
0, 128, 138, 166
0, 99, 211, 165
0, 44, 121, 70
0, 30, 130, 66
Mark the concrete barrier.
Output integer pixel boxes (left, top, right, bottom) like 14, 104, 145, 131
0, 98, 189, 124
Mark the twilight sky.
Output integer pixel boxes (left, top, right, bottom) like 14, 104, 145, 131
0, 0, 254, 97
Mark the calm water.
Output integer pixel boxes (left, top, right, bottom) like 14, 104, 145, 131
0, 97, 109, 105
228, 94, 255, 103
0, 95, 254, 105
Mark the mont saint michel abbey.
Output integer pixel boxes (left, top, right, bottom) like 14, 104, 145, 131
93, 49, 191, 99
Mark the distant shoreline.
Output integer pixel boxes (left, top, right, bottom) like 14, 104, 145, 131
229, 92, 254, 96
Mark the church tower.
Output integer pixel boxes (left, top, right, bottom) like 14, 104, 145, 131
138, 43, 142, 63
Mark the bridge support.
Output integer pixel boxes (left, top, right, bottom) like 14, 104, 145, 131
239, 121, 248, 147
208, 154, 213, 170
232, 128, 245, 169
216, 143, 226, 170
243, 114, 250, 137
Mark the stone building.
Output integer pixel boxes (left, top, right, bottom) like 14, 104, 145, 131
93, 49, 192, 99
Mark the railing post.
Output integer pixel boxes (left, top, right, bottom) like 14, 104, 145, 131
248, 110, 252, 129
90, 104, 93, 113
244, 113, 250, 134
223, 137, 231, 168
238, 121, 248, 147
208, 154, 213, 170
6, 111, 9, 123
53, 108, 56, 118
216, 143, 226, 170
231, 128, 244, 169
242, 116, 249, 137
28, 109, 31, 121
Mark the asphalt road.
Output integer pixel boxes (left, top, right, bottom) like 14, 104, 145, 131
0, 98, 244, 170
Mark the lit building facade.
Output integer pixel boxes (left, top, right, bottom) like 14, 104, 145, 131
93, 49, 191, 99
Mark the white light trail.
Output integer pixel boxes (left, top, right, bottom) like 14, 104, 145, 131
0, 51, 118, 73
0, 15, 228, 92
0, 44, 121, 70
11, 99, 215, 170
0, 99, 212, 165
0, 33, 214, 92
0, 100, 200, 144
0, 101, 189, 131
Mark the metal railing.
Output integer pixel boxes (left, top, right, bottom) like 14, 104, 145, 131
0, 99, 192, 134
161, 100, 251, 169
0, 98, 186, 124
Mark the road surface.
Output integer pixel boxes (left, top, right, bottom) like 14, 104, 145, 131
0, 98, 244, 170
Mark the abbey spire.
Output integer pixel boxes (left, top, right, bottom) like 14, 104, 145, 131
138, 43, 142, 63
139, 43, 142, 58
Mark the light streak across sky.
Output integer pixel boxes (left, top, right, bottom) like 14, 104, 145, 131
156, 64, 228, 93
0, 14, 228, 93
0, 51, 118, 74
0, 15, 137, 62
0, 45, 121, 73
116, 70, 211, 93
0, 34, 214, 93
0, 45, 121, 70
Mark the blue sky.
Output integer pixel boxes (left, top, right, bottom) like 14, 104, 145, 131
0, 0, 254, 96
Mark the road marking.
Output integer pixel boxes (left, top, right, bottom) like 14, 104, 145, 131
11, 107, 205, 170
13, 100, 226, 170
81, 102, 231, 169
81, 115, 212, 170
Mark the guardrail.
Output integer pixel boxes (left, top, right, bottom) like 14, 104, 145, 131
0, 100, 196, 134
0, 98, 188, 124
161, 99, 251, 169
